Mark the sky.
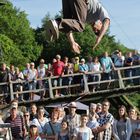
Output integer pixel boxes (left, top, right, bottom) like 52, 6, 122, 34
10, 0, 140, 51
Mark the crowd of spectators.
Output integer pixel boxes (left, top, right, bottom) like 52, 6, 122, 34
0, 50, 140, 103
0, 99, 140, 140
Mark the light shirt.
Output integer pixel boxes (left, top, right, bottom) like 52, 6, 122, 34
73, 126, 93, 140
86, 0, 110, 23
101, 56, 113, 73
32, 117, 49, 134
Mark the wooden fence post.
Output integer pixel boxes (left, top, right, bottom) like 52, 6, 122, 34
83, 74, 89, 93
48, 78, 54, 98
117, 69, 125, 88
9, 80, 14, 101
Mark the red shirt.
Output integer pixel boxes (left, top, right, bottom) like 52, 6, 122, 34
53, 61, 64, 76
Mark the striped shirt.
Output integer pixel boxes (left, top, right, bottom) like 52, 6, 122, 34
5, 115, 25, 139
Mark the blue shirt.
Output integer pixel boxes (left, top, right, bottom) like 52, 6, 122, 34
43, 121, 61, 136
79, 64, 89, 72
101, 57, 113, 73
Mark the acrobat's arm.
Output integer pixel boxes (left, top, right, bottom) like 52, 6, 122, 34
93, 18, 110, 50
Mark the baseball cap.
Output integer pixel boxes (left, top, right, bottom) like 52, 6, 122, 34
81, 58, 85, 62
30, 122, 37, 128
75, 57, 79, 60
56, 54, 61, 59
10, 104, 17, 109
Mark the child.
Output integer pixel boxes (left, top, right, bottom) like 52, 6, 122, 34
55, 120, 69, 140
26, 122, 41, 140
72, 114, 93, 140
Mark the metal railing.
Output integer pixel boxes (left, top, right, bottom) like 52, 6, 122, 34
0, 65, 140, 103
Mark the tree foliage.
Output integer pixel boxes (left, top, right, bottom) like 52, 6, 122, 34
0, 1, 42, 67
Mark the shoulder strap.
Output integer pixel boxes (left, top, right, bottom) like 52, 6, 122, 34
37, 119, 44, 130
49, 121, 55, 135
80, 64, 87, 71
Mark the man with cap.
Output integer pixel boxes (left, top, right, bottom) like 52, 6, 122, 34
46, 0, 110, 54
78, 58, 89, 93
63, 102, 81, 139
52, 54, 65, 97
5, 103, 26, 140
4, 99, 23, 121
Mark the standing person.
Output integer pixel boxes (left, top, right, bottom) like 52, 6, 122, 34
79, 58, 89, 93
0, 63, 10, 103
25, 122, 41, 140
124, 52, 134, 86
4, 99, 23, 121
73, 57, 81, 93
43, 110, 61, 140
96, 103, 102, 114
132, 50, 140, 85
23, 111, 31, 137
15, 67, 24, 101
129, 107, 140, 140
32, 106, 49, 135
28, 62, 38, 100
63, 102, 81, 139
113, 51, 125, 68
22, 63, 31, 100
88, 103, 99, 127
87, 103, 99, 140
100, 52, 115, 89
62, 56, 73, 95
90, 56, 102, 91
100, 52, 115, 81
5, 103, 26, 140
113, 105, 132, 140
30, 104, 38, 121
9, 65, 16, 91
52, 54, 65, 97
57, 107, 66, 123
55, 120, 70, 140
92, 99, 114, 140
37, 59, 47, 99
46, 0, 110, 54
72, 114, 93, 140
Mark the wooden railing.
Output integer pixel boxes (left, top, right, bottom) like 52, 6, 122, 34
0, 65, 140, 103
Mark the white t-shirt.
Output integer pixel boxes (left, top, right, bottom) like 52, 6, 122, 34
73, 126, 93, 140
114, 56, 125, 67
